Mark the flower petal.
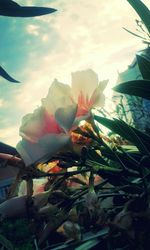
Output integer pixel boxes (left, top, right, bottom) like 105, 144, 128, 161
89, 80, 108, 108
99, 79, 108, 91
55, 104, 77, 132
90, 87, 105, 108
42, 79, 74, 115
19, 107, 45, 143
16, 139, 45, 166
16, 134, 70, 166
71, 69, 98, 101
39, 134, 70, 152
43, 111, 63, 134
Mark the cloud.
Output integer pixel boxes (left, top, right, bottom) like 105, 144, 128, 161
14, 0, 147, 111
1, 0, 150, 146
0, 99, 9, 108
0, 126, 20, 147
26, 24, 40, 36
41, 34, 49, 42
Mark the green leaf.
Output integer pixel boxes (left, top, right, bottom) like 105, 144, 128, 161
87, 159, 122, 173
0, 1, 57, 18
75, 239, 99, 250
83, 227, 109, 241
143, 40, 150, 45
125, 129, 150, 153
51, 228, 109, 250
121, 145, 140, 152
127, 0, 150, 34
94, 116, 150, 155
113, 80, 150, 100
0, 235, 13, 250
73, 127, 93, 139
136, 54, 150, 80
100, 145, 141, 173
0, 65, 20, 83
88, 149, 109, 166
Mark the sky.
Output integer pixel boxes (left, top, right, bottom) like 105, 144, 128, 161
0, 0, 150, 147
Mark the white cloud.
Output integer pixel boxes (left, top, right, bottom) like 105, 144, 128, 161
26, 24, 40, 36
15, 0, 149, 113
0, 99, 5, 108
41, 34, 49, 42
2, 0, 150, 146
0, 126, 20, 147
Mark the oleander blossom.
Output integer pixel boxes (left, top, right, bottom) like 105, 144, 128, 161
16, 69, 108, 166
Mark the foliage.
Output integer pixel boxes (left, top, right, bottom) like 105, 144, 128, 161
0, 234, 13, 250
124, 0, 150, 44
136, 54, 150, 79
113, 80, 150, 100
115, 0, 150, 129
0, 219, 34, 249
127, 0, 150, 34
1, 0, 150, 250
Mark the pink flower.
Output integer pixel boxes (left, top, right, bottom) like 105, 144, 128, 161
17, 70, 107, 166
72, 69, 107, 117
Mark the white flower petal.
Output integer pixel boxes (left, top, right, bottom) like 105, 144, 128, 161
39, 134, 70, 152
19, 107, 45, 143
55, 104, 77, 132
99, 79, 109, 91
71, 69, 98, 101
17, 139, 46, 166
90, 85, 106, 108
42, 79, 74, 115
16, 134, 70, 166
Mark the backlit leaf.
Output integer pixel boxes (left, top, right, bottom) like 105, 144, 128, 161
113, 80, 150, 100
127, 0, 150, 33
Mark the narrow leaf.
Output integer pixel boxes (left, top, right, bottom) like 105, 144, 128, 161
113, 80, 150, 100
143, 40, 150, 45
12, 7, 57, 18
127, 0, 150, 34
0, 65, 20, 83
94, 116, 150, 155
87, 159, 122, 173
75, 239, 99, 250
0, 0, 57, 18
136, 54, 150, 80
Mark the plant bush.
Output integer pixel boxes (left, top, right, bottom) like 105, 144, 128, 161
1, 1, 150, 250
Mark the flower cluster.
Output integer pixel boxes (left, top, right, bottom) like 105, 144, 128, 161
17, 69, 107, 166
